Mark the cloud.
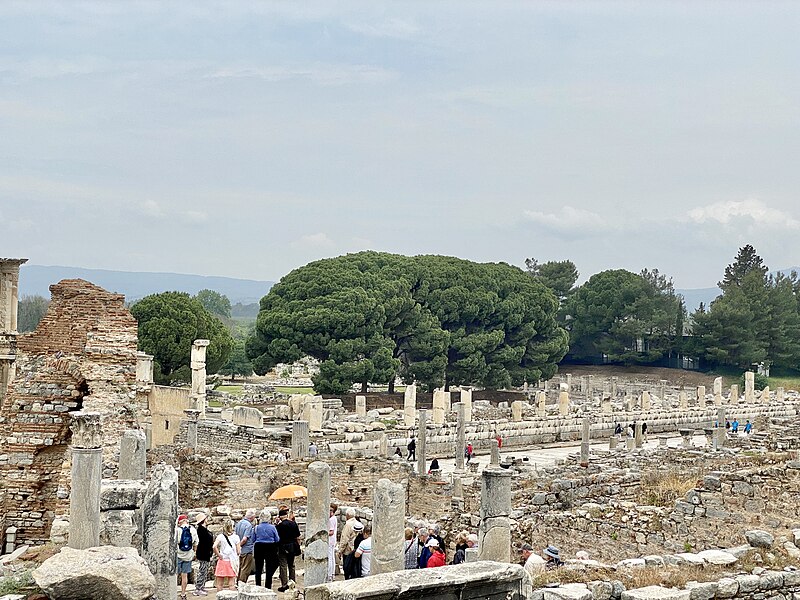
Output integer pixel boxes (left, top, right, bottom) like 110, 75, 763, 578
140, 200, 164, 218
292, 232, 335, 250
186, 211, 209, 224
205, 63, 396, 86
523, 205, 615, 237
344, 17, 420, 39
686, 199, 800, 230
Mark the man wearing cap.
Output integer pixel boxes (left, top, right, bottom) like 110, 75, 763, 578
520, 543, 545, 578
235, 509, 257, 583
175, 514, 198, 600
338, 508, 359, 580
276, 508, 302, 591
543, 545, 563, 569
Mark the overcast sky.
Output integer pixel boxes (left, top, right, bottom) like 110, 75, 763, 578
2, 1, 799, 288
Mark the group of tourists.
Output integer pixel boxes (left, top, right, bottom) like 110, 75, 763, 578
725, 419, 753, 434
520, 544, 564, 577
173, 506, 302, 598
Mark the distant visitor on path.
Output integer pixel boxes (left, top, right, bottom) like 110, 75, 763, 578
732, 419, 739, 433
451, 530, 468, 564
428, 458, 440, 473
465, 442, 474, 463
309, 442, 318, 457
745, 420, 752, 434
614, 423, 622, 438
495, 434, 503, 448
407, 438, 416, 461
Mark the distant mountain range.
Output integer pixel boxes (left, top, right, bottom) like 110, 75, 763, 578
19, 265, 274, 305
676, 266, 800, 312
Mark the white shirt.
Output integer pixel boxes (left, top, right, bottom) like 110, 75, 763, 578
215, 533, 241, 562
524, 552, 546, 577
328, 515, 338, 547
356, 537, 373, 576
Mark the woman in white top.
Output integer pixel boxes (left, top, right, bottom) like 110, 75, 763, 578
213, 519, 241, 591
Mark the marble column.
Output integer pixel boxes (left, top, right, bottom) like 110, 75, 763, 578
403, 384, 417, 426
713, 377, 723, 398
355, 395, 367, 417
634, 422, 643, 448
660, 380, 667, 406
460, 387, 473, 422
580, 417, 590, 467
184, 409, 200, 450
679, 390, 688, 409
304, 396, 324, 431
379, 433, 388, 457
511, 400, 523, 422
536, 391, 546, 417
745, 371, 755, 403
432, 390, 446, 424
566, 374, 572, 391
558, 391, 570, 416
601, 397, 612, 414
142, 463, 179, 600
585, 375, 592, 402
714, 390, 723, 407
305, 461, 331, 587
452, 477, 464, 500
611, 377, 618, 399
729, 384, 739, 404
443, 390, 452, 413
609, 436, 618, 450
291, 420, 309, 460
640, 391, 651, 411
477, 468, 512, 563
416, 409, 427, 476
490, 439, 500, 466
69, 412, 103, 550
189, 339, 210, 417
777, 387, 785, 403
716, 407, 726, 448
455, 402, 466, 472
118, 429, 147, 480
372, 478, 406, 575
760, 385, 770, 403
697, 386, 706, 408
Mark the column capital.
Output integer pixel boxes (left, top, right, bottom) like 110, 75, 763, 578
70, 412, 103, 449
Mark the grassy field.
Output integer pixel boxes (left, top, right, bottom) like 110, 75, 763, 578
275, 386, 316, 394
215, 384, 244, 396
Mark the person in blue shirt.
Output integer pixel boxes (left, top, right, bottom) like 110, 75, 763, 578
417, 528, 432, 568
732, 419, 739, 434
253, 510, 281, 588
234, 510, 256, 583
744, 420, 753, 434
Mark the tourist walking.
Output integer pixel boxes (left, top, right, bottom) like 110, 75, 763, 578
175, 514, 198, 600
328, 503, 338, 581
276, 507, 302, 591
235, 509, 256, 583
338, 508, 359, 579
732, 419, 739, 433
614, 422, 622, 439
403, 527, 419, 570
354, 523, 373, 577
745, 420, 753, 434
407, 438, 416, 461
213, 520, 240, 592
465, 442, 474, 463
192, 513, 213, 596
253, 510, 280, 589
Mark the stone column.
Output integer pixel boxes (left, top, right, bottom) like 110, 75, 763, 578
511, 401, 523, 422
490, 439, 500, 466
432, 389, 446, 424
745, 371, 755, 403
536, 391, 546, 417
601, 397, 612, 414
729, 384, 739, 404
416, 409, 427, 476
558, 391, 570, 416
379, 433, 388, 457
355, 395, 367, 417
611, 377, 618, 399
641, 391, 651, 411
714, 390, 723, 406
634, 422, 643, 448
566, 374, 572, 391
716, 407, 726, 448
291, 420, 309, 459
304, 396, 324, 431
777, 387, 785, 403
713, 377, 723, 398
580, 417, 590, 467
190, 339, 210, 417
118, 429, 147, 480
660, 380, 667, 405
477, 468, 512, 563
183, 409, 200, 450
760, 385, 770, 403
443, 390, 452, 413
305, 461, 330, 587
461, 387, 473, 422
679, 390, 688, 409
582, 376, 590, 401
4, 526, 16, 555
403, 384, 417, 426
372, 478, 406, 575
609, 436, 618, 450
142, 463, 179, 600
697, 386, 706, 408
626, 437, 635, 450
68, 412, 103, 550
0, 259, 27, 410
452, 477, 464, 500
455, 402, 466, 472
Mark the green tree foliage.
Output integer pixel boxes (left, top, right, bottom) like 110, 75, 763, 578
692, 246, 800, 371
195, 289, 232, 319
525, 258, 579, 303
131, 292, 234, 384
246, 252, 568, 393
17, 295, 50, 333
219, 338, 254, 380
564, 269, 686, 364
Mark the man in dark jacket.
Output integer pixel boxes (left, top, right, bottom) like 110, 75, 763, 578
276, 508, 301, 592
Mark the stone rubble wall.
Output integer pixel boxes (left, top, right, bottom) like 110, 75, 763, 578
0, 279, 140, 545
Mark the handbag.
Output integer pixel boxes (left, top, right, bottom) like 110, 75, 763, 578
222, 534, 240, 575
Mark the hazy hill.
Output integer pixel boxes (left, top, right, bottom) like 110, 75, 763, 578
19, 265, 273, 305
676, 266, 800, 312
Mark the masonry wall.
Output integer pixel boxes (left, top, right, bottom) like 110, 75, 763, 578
0, 279, 139, 544
148, 385, 191, 446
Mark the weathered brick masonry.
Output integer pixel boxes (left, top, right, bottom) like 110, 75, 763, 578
0, 279, 139, 544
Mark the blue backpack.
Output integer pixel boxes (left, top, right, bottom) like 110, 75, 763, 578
179, 526, 193, 551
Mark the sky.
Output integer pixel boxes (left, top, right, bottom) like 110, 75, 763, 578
2, 1, 800, 289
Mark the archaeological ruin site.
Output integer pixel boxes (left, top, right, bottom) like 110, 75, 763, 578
4, 255, 800, 600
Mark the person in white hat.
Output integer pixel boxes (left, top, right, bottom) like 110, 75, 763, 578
425, 538, 446, 568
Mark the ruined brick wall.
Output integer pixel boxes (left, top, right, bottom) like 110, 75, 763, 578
0, 279, 139, 544
149, 385, 191, 446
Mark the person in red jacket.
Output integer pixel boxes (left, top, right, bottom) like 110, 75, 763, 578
425, 539, 446, 568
